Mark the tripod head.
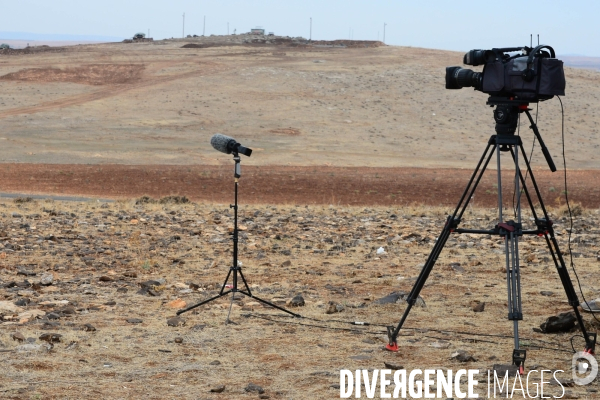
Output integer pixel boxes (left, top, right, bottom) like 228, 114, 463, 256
487, 96, 557, 172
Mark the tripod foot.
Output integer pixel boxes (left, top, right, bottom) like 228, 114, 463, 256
385, 326, 399, 352
584, 333, 597, 355
385, 342, 399, 352
512, 349, 526, 375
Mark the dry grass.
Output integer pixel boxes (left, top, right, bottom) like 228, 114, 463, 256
0, 199, 599, 398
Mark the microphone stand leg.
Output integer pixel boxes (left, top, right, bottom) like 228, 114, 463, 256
226, 293, 235, 324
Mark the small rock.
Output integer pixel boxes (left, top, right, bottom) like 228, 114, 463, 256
471, 301, 485, 312
40, 273, 54, 286
59, 306, 76, 315
16, 343, 46, 352
82, 324, 96, 332
281, 260, 292, 267
450, 349, 477, 362
259, 395, 270, 399
99, 276, 113, 282
374, 291, 425, 307
288, 294, 305, 307
166, 299, 187, 309
174, 337, 184, 344
539, 312, 576, 333
450, 262, 465, 273
11, 332, 25, 342
209, 360, 221, 365
245, 383, 265, 394
210, 385, 225, 393
350, 354, 371, 361
384, 362, 404, 370
16, 267, 36, 276
540, 291, 554, 296
39, 333, 62, 343
325, 301, 344, 314
167, 316, 185, 327
46, 312, 61, 320
430, 341, 451, 349
14, 298, 30, 307
140, 280, 161, 289
126, 318, 143, 324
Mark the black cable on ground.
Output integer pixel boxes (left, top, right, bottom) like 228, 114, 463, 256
247, 312, 574, 354
557, 96, 600, 327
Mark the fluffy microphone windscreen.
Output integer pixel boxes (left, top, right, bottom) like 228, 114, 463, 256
210, 133, 234, 154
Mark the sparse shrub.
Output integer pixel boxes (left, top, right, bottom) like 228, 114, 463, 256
13, 197, 34, 204
159, 195, 190, 204
135, 195, 156, 205
557, 202, 583, 217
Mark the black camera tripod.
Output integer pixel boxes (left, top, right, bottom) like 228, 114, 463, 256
177, 153, 301, 322
386, 96, 596, 373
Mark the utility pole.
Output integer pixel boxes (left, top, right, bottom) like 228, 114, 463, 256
309, 17, 312, 41
383, 22, 387, 44
182, 13, 185, 38
203, 15, 206, 36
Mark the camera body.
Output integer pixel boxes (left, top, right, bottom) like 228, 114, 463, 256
446, 45, 565, 102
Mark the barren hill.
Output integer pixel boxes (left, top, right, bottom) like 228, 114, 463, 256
0, 36, 597, 169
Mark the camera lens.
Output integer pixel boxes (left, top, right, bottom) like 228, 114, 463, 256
463, 49, 492, 66
445, 67, 482, 90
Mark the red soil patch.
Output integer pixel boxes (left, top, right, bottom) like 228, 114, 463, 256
0, 64, 145, 85
0, 164, 598, 208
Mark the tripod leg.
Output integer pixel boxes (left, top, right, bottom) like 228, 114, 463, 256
219, 268, 234, 295
236, 266, 252, 297
177, 263, 237, 316
518, 144, 597, 354
232, 267, 301, 317
386, 142, 497, 351
247, 294, 302, 317
386, 220, 453, 351
506, 231, 525, 372
226, 294, 235, 323
176, 290, 232, 315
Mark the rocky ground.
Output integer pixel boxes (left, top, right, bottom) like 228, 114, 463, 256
0, 197, 599, 398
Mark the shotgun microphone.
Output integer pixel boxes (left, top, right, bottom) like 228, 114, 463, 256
210, 133, 252, 157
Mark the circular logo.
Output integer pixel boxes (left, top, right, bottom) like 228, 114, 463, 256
572, 352, 598, 386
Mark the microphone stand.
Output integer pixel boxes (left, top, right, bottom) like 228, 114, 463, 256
177, 151, 301, 321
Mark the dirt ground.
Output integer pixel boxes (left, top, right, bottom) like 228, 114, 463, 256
0, 199, 598, 399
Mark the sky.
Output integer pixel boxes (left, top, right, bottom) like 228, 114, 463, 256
1, 0, 599, 57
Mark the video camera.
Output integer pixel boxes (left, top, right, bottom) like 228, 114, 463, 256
446, 45, 565, 102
